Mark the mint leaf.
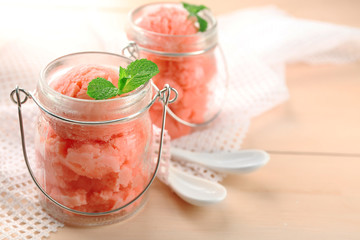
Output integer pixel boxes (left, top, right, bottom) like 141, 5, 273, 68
182, 2, 207, 15
119, 59, 159, 94
86, 59, 159, 100
87, 77, 119, 100
196, 15, 208, 32
119, 66, 128, 81
182, 2, 209, 32
118, 66, 130, 90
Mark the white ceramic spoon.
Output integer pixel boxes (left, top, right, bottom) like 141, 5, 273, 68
168, 166, 227, 206
171, 148, 270, 173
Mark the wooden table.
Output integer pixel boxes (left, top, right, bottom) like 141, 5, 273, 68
49, 0, 360, 239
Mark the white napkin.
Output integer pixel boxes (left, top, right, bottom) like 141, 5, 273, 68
1, 6, 360, 239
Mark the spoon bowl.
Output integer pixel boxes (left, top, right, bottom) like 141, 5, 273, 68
168, 166, 227, 206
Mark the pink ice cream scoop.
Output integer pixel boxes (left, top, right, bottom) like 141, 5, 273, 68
37, 65, 150, 213
137, 6, 198, 36
51, 65, 119, 99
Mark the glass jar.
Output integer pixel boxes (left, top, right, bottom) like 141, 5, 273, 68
126, 2, 228, 139
33, 52, 154, 226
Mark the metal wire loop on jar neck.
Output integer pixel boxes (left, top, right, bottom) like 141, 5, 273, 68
11, 84, 178, 125
122, 41, 217, 58
10, 88, 30, 105
10, 84, 176, 216
159, 83, 178, 104
122, 41, 140, 60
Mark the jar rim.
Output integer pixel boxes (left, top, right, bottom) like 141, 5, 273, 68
39, 51, 150, 104
127, 2, 218, 39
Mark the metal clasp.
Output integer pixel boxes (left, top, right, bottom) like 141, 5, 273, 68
122, 41, 140, 61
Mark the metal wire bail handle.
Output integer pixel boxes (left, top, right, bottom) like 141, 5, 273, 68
122, 41, 229, 128
10, 84, 177, 216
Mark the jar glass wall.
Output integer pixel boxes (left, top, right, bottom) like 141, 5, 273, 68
126, 3, 228, 139
34, 52, 153, 226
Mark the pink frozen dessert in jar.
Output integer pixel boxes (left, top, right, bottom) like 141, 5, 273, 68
126, 2, 227, 139
34, 52, 155, 226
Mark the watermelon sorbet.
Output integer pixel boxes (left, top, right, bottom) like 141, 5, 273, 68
35, 64, 152, 214
127, 4, 217, 139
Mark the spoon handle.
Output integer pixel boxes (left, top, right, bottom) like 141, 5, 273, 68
170, 147, 202, 163
170, 147, 270, 173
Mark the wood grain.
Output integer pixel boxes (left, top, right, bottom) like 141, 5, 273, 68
242, 63, 360, 154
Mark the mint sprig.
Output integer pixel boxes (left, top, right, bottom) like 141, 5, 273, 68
87, 59, 159, 100
182, 2, 209, 32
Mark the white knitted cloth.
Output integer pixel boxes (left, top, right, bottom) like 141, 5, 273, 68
1, 6, 360, 240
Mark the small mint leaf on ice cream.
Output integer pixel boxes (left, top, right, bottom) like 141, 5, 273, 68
182, 2, 209, 32
87, 78, 120, 100
87, 59, 159, 100
119, 59, 159, 94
